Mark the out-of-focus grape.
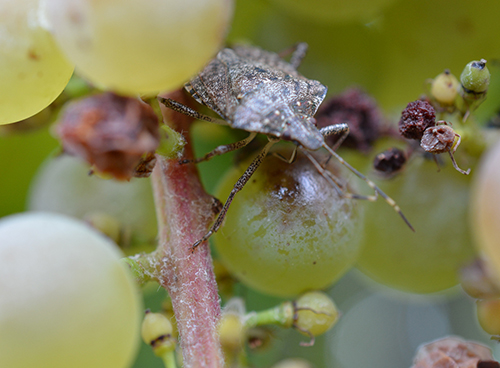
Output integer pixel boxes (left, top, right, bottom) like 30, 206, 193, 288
476, 299, 500, 336
0, 212, 142, 368
356, 155, 476, 293
41, 0, 233, 95
28, 154, 157, 250
0, 0, 73, 124
471, 137, 500, 281
269, 0, 398, 24
213, 149, 363, 297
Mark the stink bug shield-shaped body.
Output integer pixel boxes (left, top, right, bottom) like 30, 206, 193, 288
159, 43, 413, 250
186, 45, 327, 150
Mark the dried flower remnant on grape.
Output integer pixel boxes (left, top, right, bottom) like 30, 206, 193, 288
420, 123, 471, 175
411, 336, 498, 368
315, 88, 383, 152
160, 43, 414, 249
373, 147, 407, 176
56, 92, 160, 180
399, 100, 436, 140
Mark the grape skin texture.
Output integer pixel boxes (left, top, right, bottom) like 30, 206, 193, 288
213, 151, 363, 297
42, 0, 233, 95
356, 156, 475, 293
472, 138, 500, 281
0, 213, 142, 368
0, 0, 73, 124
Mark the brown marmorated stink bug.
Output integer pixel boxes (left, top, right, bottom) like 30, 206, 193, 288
159, 43, 414, 249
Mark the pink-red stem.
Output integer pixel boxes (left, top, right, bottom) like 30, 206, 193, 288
151, 90, 224, 368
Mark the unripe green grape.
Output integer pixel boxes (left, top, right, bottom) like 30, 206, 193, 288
0, 212, 142, 368
41, 0, 233, 95
0, 0, 74, 124
460, 60, 490, 95
28, 155, 157, 250
213, 149, 363, 297
471, 137, 500, 281
476, 299, 500, 335
356, 155, 475, 293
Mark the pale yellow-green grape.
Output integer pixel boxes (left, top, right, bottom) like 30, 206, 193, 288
269, 0, 398, 24
0, 212, 142, 368
0, 0, 73, 124
294, 291, 339, 337
356, 155, 476, 293
213, 149, 363, 297
41, 0, 233, 95
476, 299, 500, 335
28, 155, 157, 252
430, 70, 459, 107
471, 137, 500, 281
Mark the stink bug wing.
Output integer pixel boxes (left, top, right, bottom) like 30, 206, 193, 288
185, 49, 237, 120
232, 45, 300, 77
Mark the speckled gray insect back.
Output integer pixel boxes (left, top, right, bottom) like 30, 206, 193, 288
159, 43, 413, 250
185, 45, 327, 150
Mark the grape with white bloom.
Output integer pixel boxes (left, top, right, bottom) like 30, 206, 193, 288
0, 212, 142, 368
41, 0, 233, 95
0, 0, 74, 125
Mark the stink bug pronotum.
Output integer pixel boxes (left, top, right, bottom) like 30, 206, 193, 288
159, 43, 414, 249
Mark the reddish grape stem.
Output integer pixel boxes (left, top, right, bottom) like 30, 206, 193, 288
151, 89, 224, 368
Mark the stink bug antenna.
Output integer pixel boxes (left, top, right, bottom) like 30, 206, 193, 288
319, 142, 415, 232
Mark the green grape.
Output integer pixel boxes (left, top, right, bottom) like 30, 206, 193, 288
294, 291, 339, 337
41, 0, 233, 95
356, 155, 476, 293
269, 0, 399, 24
213, 148, 363, 297
0, 0, 74, 124
0, 212, 142, 368
28, 155, 157, 251
476, 299, 500, 335
471, 137, 500, 281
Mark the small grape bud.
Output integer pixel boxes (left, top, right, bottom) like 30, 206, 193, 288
477, 299, 500, 335
399, 100, 436, 140
461, 59, 490, 96
219, 313, 245, 352
293, 291, 339, 345
430, 69, 459, 106
141, 310, 175, 355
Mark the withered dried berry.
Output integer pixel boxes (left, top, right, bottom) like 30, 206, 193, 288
373, 147, 407, 175
57, 92, 159, 180
316, 88, 382, 152
420, 125, 456, 154
399, 100, 436, 140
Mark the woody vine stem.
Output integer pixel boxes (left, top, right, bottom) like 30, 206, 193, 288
151, 89, 224, 368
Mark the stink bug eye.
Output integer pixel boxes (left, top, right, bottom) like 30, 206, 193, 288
159, 43, 414, 250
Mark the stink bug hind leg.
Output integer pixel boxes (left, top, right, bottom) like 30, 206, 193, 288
317, 141, 415, 232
